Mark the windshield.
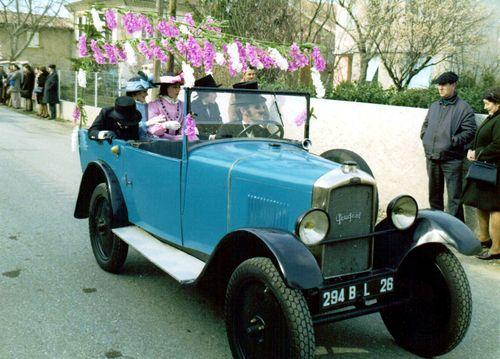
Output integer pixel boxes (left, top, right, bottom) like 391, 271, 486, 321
186, 88, 309, 142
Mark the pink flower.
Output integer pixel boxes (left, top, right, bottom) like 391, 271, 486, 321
257, 48, 275, 69
122, 12, 141, 34
311, 47, 326, 72
104, 43, 118, 64
288, 43, 309, 72
186, 36, 203, 67
294, 110, 307, 127
72, 106, 81, 124
184, 113, 198, 141
116, 45, 127, 61
175, 39, 187, 57
245, 43, 261, 68
104, 9, 117, 30
152, 45, 168, 63
90, 40, 106, 64
78, 34, 88, 57
202, 16, 221, 33
184, 13, 195, 27
157, 19, 180, 38
203, 40, 216, 73
137, 41, 153, 60
139, 14, 154, 37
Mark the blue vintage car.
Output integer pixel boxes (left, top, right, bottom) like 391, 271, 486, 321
75, 87, 480, 359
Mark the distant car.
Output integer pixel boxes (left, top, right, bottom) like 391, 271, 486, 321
75, 87, 480, 359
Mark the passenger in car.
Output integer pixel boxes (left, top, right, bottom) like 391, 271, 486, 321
191, 74, 222, 123
88, 96, 142, 141
147, 73, 184, 141
125, 72, 156, 140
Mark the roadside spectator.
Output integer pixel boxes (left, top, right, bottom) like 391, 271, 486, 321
34, 66, 49, 117
420, 71, 476, 220
8, 63, 22, 109
125, 71, 156, 140
0, 65, 6, 103
21, 64, 35, 112
43, 64, 59, 120
88, 96, 142, 141
148, 73, 184, 140
462, 88, 500, 260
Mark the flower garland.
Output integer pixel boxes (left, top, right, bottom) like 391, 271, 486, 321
78, 8, 328, 97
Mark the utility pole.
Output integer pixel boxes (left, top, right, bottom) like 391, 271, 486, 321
167, 0, 177, 72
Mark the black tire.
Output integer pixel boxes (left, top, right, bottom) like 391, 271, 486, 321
89, 183, 128, 273
225, 257, 315, 359
381, 246, 472, 357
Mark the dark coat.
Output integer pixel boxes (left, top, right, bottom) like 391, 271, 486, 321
88, 107, 139, 141
42, 72, 59, 104
462, 112, 500, 211
191, 98, 222, 123
216, 121, 275, 139
421, 96, 476, 160
36, 72, 48, 103
21, 71, 35, 99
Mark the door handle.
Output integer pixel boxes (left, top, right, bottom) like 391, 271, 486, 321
124, 174, 133, 187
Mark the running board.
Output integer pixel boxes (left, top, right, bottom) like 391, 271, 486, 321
112, 226, 205, 284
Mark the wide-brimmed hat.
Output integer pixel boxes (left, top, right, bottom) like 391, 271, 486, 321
232, 80, 258, 90
110, 96, 142, 125
125, 72, 157, 93
194, 74, 221, 88
154, 72, 184, 85
483, 87, 500, 104
432, 71, 459, 85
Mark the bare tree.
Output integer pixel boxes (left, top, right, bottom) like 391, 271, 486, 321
0, 0, 68, 61
372, 0, 488, 90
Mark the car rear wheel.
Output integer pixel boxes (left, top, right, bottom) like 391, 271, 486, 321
381, 246, 472, 357
89, 183, 128, 273
225, 257, 315, 359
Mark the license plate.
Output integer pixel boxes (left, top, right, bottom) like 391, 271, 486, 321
320, 276, 395, 310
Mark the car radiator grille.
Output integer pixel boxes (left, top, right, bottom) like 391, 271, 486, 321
321, 184, 374, 278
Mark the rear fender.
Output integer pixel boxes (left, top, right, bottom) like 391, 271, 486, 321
73, 161, 128, 227
197, 228, 323, 290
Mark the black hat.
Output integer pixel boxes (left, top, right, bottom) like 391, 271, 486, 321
232, 81, 258, 90
483, 87, 500, 104
433, 71, 459, 85
195, 74, 221, 88
110, 96, 142, 125
233, 93, 267, 106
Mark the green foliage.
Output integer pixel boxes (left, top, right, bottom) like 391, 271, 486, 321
387, 88, 439, 109
329, 82, 391, 104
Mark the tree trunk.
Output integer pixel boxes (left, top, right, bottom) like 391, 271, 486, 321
167, 0, 177, 72
358, 54, 370, 83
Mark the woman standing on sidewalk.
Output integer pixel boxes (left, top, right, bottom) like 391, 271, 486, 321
35, 67, 49, 117
462, 88, 500, 260
7, 64, 22, 109
42, 64, 59, 120
21, 64, 35, 112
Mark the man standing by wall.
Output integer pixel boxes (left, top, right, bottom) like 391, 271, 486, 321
421, 71, 476, 220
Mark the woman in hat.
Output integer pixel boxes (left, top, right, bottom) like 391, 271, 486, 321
125, 72, 156, 140
147, 73, 185, 140
462, 88, 500, 260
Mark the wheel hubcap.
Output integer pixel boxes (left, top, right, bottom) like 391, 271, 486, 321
92, 197, 113, 259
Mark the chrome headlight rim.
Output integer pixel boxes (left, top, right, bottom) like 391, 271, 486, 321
387, 195, 418, 230
295, 208, 330, 246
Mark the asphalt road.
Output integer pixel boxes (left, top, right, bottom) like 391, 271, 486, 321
0, 106, 499, 359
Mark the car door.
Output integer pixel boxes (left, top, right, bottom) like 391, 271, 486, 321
121, 144, 182, 246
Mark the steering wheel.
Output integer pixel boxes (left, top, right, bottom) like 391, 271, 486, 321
237, 121, 284, 139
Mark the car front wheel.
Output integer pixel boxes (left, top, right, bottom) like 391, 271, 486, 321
381, 246, 472, 357
89, 183, 128, 273
225, 257, 315, 359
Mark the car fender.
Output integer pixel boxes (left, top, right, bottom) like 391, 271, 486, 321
197, 228, 323, 290
74, 161, 128, 227
374, 209, 481, 269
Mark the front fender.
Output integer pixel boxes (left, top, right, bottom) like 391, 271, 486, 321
374, 209, 481, 269
74, 161, 128, 227
197, 228, 323, 290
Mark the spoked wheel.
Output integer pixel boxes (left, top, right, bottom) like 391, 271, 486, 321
89, 183, 128, 273
225, 257, 315, 359
381, 246, 472, 357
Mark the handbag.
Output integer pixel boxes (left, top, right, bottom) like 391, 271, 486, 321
34, 86, 43, 93
466, 161, 497, 186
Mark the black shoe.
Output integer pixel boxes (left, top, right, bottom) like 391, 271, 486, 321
476, 251, 500, 260
480, 239, 492, 248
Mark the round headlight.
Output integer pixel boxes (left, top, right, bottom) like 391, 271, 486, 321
387, 195, 418, 230
296, 209, 330, 246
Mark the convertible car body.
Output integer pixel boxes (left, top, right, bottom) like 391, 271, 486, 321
75, 87, 480, 358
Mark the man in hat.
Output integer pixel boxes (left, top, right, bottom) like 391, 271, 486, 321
88, 96, 142, 141
420, 71, 476, 220
125, 71, 156, 139
191, 74, 222, 123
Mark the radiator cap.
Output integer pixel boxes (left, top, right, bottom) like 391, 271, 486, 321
341, 160, 358, 173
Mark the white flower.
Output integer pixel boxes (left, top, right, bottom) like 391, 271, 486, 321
227, 42, 242, 73
90, 8, 104, 33
182, 62, 195, 88
124, 41, 137, 66
215, 52, 225, 66
179, 25, 191, 36
71, 125, 79, 152
268, 47, 288, 71
77, 68, 87, 88
311, 67, 325, 99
